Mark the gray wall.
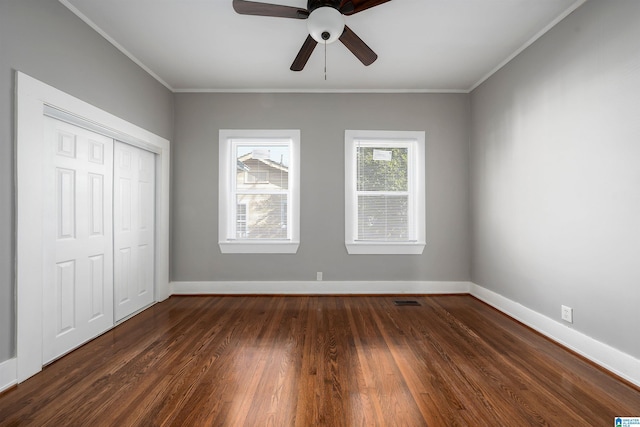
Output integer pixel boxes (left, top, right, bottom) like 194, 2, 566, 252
0, 0, 174, 362
470, 0, 640, 358
172, 93, 470, 282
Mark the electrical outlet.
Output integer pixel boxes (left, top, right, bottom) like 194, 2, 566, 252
561, 305, 573, 323
316, 272, 323, 281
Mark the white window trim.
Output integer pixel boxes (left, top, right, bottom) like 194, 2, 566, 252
345, 130, 426, 255
219, 129, 300, 254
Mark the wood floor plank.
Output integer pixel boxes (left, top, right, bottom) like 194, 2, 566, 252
1, 295, 639, 426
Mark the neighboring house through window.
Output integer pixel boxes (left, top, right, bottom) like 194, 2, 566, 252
219, 130, 300, 253
345, 130, 426, 254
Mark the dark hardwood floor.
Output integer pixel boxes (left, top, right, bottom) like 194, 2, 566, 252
1, 295, 638, 426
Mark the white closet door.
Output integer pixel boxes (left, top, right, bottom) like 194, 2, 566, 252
114, 141, 156, 321
43, 117, 114, 364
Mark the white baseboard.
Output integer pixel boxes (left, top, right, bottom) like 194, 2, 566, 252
0, 358, 17, 393
170, 280, 472, 295
469, 283, 640, 388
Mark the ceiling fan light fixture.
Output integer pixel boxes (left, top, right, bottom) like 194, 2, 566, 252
307, 7, 344, 44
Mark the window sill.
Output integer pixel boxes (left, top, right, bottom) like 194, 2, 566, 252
345, 242, 425, 255
219, 241, 300, 254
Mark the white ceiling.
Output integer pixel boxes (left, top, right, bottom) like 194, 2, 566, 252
60, 0, 584, 93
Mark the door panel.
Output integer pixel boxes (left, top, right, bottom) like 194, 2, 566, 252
89, 173, 105, 236
56, 168, 76, 239
43, 117, 114, 364
88, 254, 106, 320
114, 141, 156, 321
56, 260, 75, 334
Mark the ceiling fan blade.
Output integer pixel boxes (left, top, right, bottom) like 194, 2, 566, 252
339, 26, 377, 66
339, 1, 355, 14
233, 0, 309, 19
290, 35, 318, 71
340, 0, 391, 15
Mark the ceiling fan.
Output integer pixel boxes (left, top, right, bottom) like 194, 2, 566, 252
232, 0, 391, 71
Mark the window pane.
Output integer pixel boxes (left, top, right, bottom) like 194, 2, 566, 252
357, 146, 408, 192
236, 194, 288, 239
236, 145, 289, 190
358, 195, 408, 240
236, 204, 247, 238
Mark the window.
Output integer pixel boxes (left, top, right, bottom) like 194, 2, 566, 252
219, 130, 300, 253
345, 130, 425, 254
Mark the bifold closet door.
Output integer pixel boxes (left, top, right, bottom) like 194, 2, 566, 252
113, 141, 156, 321
43, 117, 115, 364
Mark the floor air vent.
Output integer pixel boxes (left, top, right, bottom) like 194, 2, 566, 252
393, 300, 421, 306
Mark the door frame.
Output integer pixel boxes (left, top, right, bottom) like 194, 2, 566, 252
15, 72, 171, 382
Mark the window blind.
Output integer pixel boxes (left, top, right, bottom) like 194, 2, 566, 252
356, 143, 411, 241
